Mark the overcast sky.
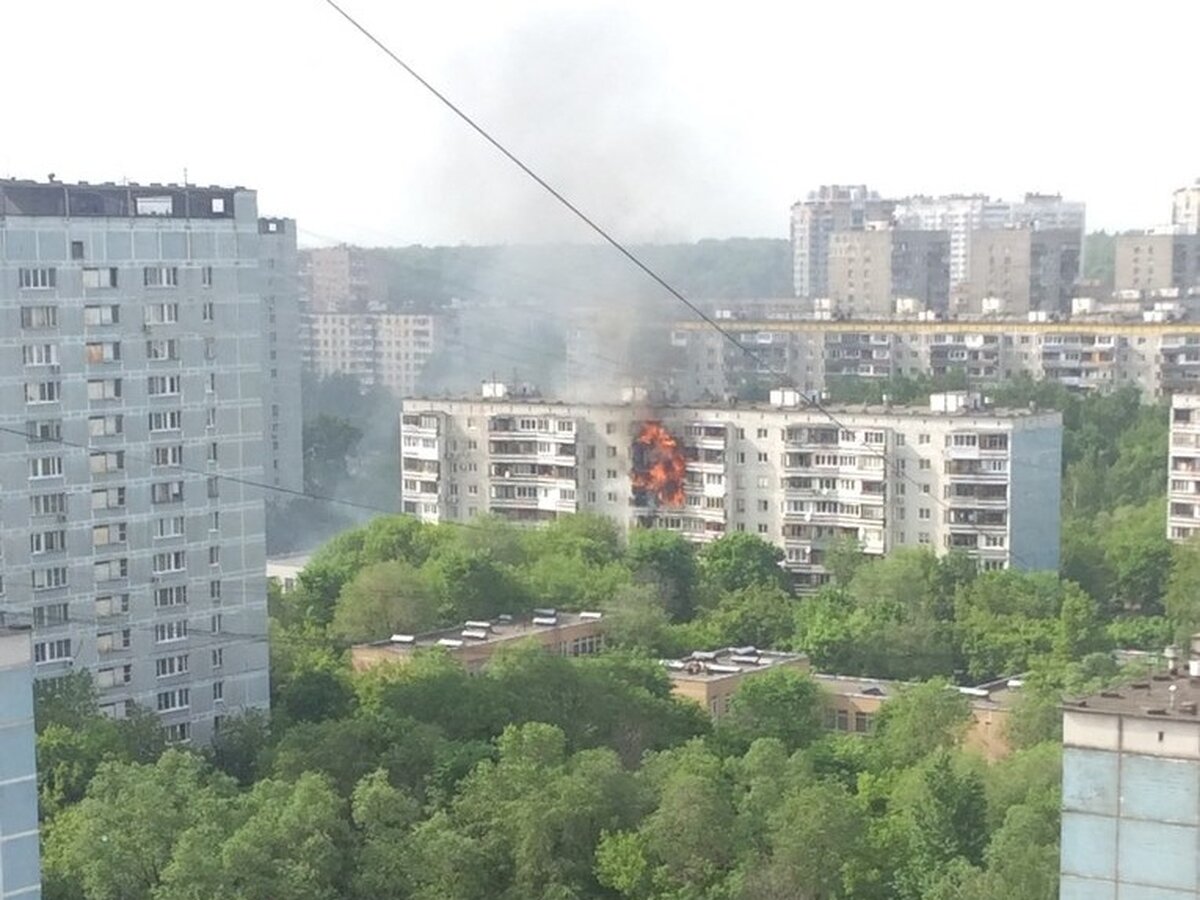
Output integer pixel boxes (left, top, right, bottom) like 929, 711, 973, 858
4, 1, 1198, 246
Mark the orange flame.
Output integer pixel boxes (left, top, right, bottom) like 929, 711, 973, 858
631, 420, 687, 508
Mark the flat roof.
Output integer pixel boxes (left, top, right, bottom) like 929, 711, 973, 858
813, 672, 1023, 710
404, 396, 1054, 422
266, 553, 312, 570
0, 178, 243, 219
663, 647, 808, 682
1064, 670, 1200, 721
358, 610, 603, 654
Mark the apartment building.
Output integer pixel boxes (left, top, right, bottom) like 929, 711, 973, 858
1174, 179, 1200, 234
350, 610, 605, 674
0, 627, 40, 900
960, 228, 1081, 316
825, 228, 950, 317
673, 317, 1200, 402
258, 219, 303, 494
1115, 232, 1200, 296
302, 311, 447, 396
400, 386, 1061, 588
790, 185, 894, 299
664, 647, 810, 719
1060, 651, 1200, 897
300, 245, 388, 313
1168, 393, 1200, 542
896, 192, 1086, 288
0, 178, 271, 744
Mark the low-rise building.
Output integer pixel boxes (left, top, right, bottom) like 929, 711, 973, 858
664, 647, 811, 719
265, 554, 311, 594
1059, 651, 1200, 897
350, 610, 605, 674
0, 626, 41, 900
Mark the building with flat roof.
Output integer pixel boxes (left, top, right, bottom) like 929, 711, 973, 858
257, 219, 303, 496
350, 610, 606, 674
790, 185, 894, 300
0, 627, 41, 899
1059, 644, 1200, 898
265, 553, 311, 594
960, 228, 1081, 317
1115, 232, 1200, 298
825, 228, 950, 317
300, 245, 388, 313
664, 647, 811, 719
815, 672, 1020, 761
402, 386, 1061, 589
302, 311, 450, 396
0, 178, 273, 744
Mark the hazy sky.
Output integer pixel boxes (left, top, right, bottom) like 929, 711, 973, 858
4, 0, 1198, 246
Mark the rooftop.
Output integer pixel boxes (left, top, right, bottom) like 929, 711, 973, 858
813, 672, 1024, 710
266, 553, 313, 570
0, 178, 244, 219
1064, 668, 1200, 721
359, 609, 603, 655
663, 647, 809, 682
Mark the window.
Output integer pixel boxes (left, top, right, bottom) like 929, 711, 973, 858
92, 523, 127, 546
606, 469, 618, 479
155, 655, 189, 678
202, 301, 214, 322
31, 530, 67, 554
144, 303, 179, 324
135, 196, 173, 216
211, 647, 224, 669
92, 487, 126, 510
95, 594, 130, 617
863, 431, 885, 445
19, 267, 57, 289
94, 558, 129, 581
34, 639, 72, 664
151, 481, 185, 504
207, 477, 219, 498
30, 456, 63, 478
22, 344, 59, 366
82, 267, 118, 289
156, 688, 190, 712
89, 451, 125, 474
153, 445, 184, 467
20, 306, 58, 328
164, 722, 191, 743
918, 532, 931, 545
31, 492, 66, 516
208, 546, 220, 566
146, 339, 179, 361
32, 566, 68, 590
88, 415, 124, 436
210, 614, 223, 634
33, 603, 70, 628
96, 665, 132, 687
207, 442, 218, 463
25, 381, 61, 403
84, 304, 119, 325
756, 476, 770, 488
143, 266, 179, 288
757, 452, 769, 463
97, 629, 131, 653
201, 265, 213, 287
919, 508, 931, 520
149, 410, 182, 432
918, 434, 930, 445
71, 240, 85, 260
87, 378, 122, 400
210, 580, 222, 600
154, 620, 188, 643
152, 550, 186, 574
147, 374, 181, 396
155, 585, 188, 608
212, 681, 224, 702
918, 459, 931, 470
757, 523, 768, 534
28, 420, 62, 442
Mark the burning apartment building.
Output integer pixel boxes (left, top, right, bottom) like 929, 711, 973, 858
400, 383, 1061, 588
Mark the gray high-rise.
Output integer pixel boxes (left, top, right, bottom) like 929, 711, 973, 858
0, 179, 278, 744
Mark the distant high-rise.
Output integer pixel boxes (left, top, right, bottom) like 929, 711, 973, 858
1114, 232, 1200, 296
790, 185, 894, 299
1173, 179, 1200, 234
826, 227, 950, 316
302, 311, 451, 396
961, 228, 1081, 316
0, 627, 41, 899
301, 245, 388, 313
0, 178, 273, 744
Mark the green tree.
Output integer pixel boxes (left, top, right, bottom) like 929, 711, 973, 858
704, 582, 797, 650
1166, 536, 1200, 639
717, 668, 824, 753
698, 532, 787, 599
330, 560, 439, 643
626, 529, 699, 620
302, 414, 362, 495
871, 680, 972, 769
825, 534, 866, 587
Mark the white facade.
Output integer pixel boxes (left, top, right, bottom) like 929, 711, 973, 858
1169, 393, 1200, 542
401, 390, 1061, 589
303, 311, 447, 396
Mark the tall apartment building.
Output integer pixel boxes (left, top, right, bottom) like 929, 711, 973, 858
826, 227, 950, 316
0, 627, 40, 900
1060, 656, 1200, 897
673, 317, 1199, 401
302, 311, 448, 396
1114, 232, 1200, 296
401, 387, 1061, 588
300, 245, 388, 313
896, 192, 1086, 288
1174, 179, 1200, 234
258, 219, 303, 494
790, 185, 894, 299
0, 179, 271, 744
1168, 393, 1200, 542
960, 228, 1081, 316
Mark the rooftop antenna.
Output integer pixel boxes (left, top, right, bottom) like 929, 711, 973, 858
183, 167, 189, 187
